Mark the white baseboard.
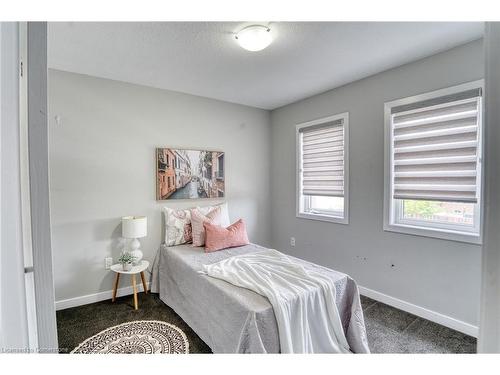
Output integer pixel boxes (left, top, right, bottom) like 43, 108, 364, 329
358, 286, 478, 338
55, 282, 150, 311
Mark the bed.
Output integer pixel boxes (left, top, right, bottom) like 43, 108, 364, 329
151, 242, 370, 353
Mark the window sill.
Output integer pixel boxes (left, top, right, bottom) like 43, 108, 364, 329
383, 222, 482, 245
297, 212, 348, 225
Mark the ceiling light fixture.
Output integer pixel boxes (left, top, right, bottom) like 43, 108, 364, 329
235, 25, 272, 52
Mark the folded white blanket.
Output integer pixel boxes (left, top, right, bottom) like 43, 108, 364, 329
201, 249, 351, 353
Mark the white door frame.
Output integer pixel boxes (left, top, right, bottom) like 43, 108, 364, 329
0, 21, 57, 353
478, 22, 500, 353
25, 21, 58, 352
1, 21, 31, 353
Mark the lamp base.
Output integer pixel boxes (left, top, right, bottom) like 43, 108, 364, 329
129, 238, 143, 266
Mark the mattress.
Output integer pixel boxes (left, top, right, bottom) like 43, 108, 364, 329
150, 243, 369, 353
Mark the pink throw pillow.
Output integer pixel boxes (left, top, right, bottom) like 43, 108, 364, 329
190, 206, 222, 247
204, 219, 250, 253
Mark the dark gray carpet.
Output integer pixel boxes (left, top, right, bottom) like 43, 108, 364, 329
56, 292, 476, 353
56, 293, 211, 353
360, 295, 476, 353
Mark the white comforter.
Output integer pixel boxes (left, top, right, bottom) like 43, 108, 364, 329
201, 249, 351, 353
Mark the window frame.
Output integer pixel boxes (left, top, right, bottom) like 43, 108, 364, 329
217, 154, 224, 179
383, 80, 484, 244
296, 112, 349, 224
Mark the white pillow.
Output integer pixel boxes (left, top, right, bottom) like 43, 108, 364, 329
197, 202, 230, 227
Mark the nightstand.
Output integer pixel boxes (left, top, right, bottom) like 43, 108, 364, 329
110, 260, 149, 310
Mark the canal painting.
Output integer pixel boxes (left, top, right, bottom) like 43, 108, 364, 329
156, 148, 225, 200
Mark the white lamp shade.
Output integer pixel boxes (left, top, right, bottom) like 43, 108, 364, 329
122, 216, 147, 238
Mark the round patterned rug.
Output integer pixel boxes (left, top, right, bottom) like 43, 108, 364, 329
71, 320, 189, 354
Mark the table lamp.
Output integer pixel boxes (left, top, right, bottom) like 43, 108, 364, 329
122, 216, 147, 265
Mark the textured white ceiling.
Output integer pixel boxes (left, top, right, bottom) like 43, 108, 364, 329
48, 22, 483, 110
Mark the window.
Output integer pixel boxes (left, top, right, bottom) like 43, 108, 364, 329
384, 80, 484, 243
296, 112, 349, 224
217, 154, 224, 179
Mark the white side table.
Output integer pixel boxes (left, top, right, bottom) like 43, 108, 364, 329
110, 260, 149, 310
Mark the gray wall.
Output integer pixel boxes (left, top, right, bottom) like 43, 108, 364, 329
270, 40, 484, 326
48, 69, 271, 302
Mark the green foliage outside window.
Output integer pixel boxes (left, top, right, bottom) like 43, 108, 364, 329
403, 200, 440, 217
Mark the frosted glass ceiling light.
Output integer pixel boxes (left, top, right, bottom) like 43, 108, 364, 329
235, 25, 272, 52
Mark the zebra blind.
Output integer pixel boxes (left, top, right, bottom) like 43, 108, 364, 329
391, 89, 482, 203
300, 119, 345, 197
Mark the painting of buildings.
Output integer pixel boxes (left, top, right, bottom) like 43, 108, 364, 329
156, 148, 225, 200
157, 148, 176, 199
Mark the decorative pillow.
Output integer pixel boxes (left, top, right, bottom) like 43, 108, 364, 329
190, 206, 222, 247
204, 219, 250, 253
197, 202, 230, 227
162, 207, 192, 246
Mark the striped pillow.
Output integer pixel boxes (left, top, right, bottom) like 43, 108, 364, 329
190, 206, 222, 247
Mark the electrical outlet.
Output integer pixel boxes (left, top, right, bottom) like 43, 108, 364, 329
290, 237, 296, 247
105, 257, 113, 270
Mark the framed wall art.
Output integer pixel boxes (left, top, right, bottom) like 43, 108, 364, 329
156, 148, 225, 200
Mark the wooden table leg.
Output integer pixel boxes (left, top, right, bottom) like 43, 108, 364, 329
132, 274, 138, 310
140, 271, 148, 294
112, 273, 120, 302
